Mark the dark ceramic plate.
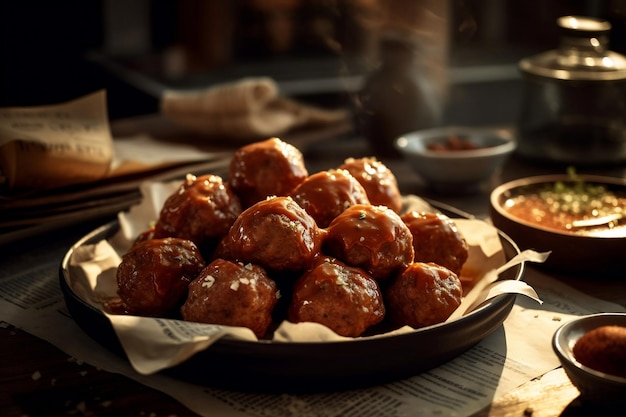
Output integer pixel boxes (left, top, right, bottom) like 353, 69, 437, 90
60, 202, 523, 393
490, 175, 626, 275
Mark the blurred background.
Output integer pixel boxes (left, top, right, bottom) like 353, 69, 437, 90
1, 0, 624, 125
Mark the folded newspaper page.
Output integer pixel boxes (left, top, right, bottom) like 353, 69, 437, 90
0, 90, 234, 195
0, 90, 113, 191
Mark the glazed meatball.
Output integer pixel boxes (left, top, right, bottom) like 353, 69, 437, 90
181, 259, 279, 339
223, 196, 325, 273
324, 204, 414, 281
338, 157, 403, 213
291, 169, 370, 228
116, 238, 205, 317
153, 174, 242, 249
228, 137, 309, 208
288, 256, 385, 337
386, 262, 462, 329
132, 226, 156, 247
401, 211, 469, 277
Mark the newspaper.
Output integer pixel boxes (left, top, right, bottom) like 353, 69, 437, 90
2, 260, 624, 417
0, 90, 114, 190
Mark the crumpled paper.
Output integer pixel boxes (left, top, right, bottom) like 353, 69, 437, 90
160, 77, 350, 141
67, 179, 547, 375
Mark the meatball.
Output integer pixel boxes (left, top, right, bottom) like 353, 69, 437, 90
132, 226, 156, 247
181, 259, 279, 339
338, 157, 403, 213
116, 238, 205, 317
228, 137, 309, 208
153, 174, 242, 250
401, 211, 469, 277
385, 262, 462, 329
573, 325, 626, 378
288, 256, 385, 337
223, 196, 325, 273
324, 204, 414, 281
291, 169, 370, 228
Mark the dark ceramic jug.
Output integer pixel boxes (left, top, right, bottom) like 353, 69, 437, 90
355, 34, 439, 157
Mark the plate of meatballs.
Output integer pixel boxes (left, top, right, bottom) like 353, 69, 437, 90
60, 137, 524, 393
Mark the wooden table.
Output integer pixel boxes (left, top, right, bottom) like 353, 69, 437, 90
2, 117, 625, 417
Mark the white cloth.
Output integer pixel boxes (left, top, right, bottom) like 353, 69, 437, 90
160, 77, 349, 140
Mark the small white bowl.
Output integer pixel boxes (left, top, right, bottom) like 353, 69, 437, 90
395, 126, 516, 192
552, 313, 626, 404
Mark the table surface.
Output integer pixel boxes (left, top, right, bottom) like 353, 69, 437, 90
2, 117, 626, 417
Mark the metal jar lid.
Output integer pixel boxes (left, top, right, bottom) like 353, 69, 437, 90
519, 15, 626, 81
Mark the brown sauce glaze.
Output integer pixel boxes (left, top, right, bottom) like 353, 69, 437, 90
324, 204, 414, 281
338, 157, 403, 213
153, 174, 242, 249
291, 169, 370, 228
115, 238, 205, 317
288, 256, 385, 337
224, 196, 325, 273
385, 262, 462, 328
181, 259, 279, 339
401, 211, 468, 277
228, 137, 308, 208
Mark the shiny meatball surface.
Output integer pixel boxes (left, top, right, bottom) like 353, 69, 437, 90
181, 259, 279, 339
228, 137, 308, 208
386, 262, 462, 329
132, 226, 156, 246
401, 211, 469, 277
288, 256, 385, 337
223, 196, 325, 273
324, 204, 414, 281
116, 238, 205, 317
291, 169, 370, 228
153, 174, 242, 248
338, 157, 403, 213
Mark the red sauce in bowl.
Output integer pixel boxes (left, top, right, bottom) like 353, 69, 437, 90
426, 136, 484, 151
502, 180, 626, 237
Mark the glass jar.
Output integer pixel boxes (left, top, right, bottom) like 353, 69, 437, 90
518, 15, 626, 165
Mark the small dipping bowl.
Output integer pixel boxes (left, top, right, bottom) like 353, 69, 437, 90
395, 126, 516, 193
553, 313, 626, 404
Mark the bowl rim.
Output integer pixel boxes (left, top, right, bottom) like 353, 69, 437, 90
490, 174, 626, 240
395, 126, 517, 159
552, 312, 626, 384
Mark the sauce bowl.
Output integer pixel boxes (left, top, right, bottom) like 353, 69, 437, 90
489, 174, 626, 275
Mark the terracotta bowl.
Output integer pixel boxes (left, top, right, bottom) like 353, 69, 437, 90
489, 174, 626, 275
